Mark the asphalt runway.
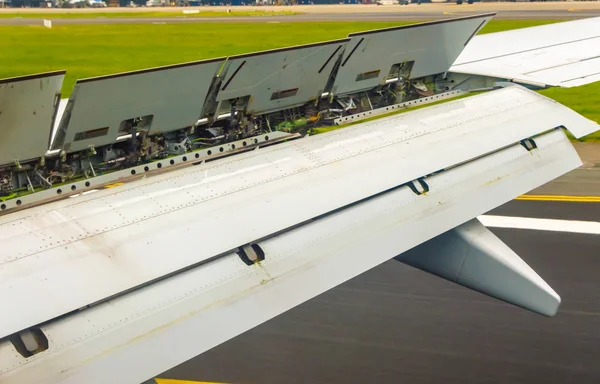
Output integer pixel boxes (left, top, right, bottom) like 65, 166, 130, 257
490, 199, 600, 222
151, 199, 600, 384
3, 4, 600, 25
2, 11, 599, 26
525, 142, 600, 197
528, 169, 600, 197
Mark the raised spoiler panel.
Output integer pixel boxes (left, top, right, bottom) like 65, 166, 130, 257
51, 58, 226, 153
332, 13, 494, 96
0, 85, 597, 340
0, 71, 65, 167
215, 39, 349, 115
0, 128, 582, 384
451, 16, 600, 88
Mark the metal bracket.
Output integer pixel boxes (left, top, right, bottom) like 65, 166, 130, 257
407, 178, 430, 196
520, 138, 538, 152
237, 244, 266, 266
9, 328, 49, 358
333, 90, 466, 126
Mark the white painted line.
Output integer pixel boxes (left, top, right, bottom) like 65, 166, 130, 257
478, 215, 600, 235
68, 189, 100, 198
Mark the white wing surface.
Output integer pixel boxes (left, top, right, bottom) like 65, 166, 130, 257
451, 17, 600, 87
0, 123, 585, 384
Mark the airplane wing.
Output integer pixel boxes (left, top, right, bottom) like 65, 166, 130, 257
0, 14, 599, 384
450, 16, 600, 88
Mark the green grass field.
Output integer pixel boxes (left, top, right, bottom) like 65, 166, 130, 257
0, 19, 598, 141
539, 86, 600, 142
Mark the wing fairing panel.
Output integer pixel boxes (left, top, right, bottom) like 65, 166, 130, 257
396, 218, 561, 317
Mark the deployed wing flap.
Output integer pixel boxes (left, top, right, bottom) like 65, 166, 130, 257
451, 17, 600, 88
51, 58, 226, 153
0, 127, 583, 384
0, 71, 65, 167
0, 84, 597, 340
396, 218, 560, 317
332, 13, 494, 96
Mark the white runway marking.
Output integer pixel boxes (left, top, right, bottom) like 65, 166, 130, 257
478, 215, 600, 235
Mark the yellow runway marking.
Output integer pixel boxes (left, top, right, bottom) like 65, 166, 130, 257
104, 182, 124, 189
155, 379, 227, 384
516, 195, 600, 203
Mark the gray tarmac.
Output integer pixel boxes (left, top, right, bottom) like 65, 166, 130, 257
490, 199, 600, 222
528, 168, 600, 197
155, 211, 600, 384
530, 142, 600, 197
2, 8, 600, 26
